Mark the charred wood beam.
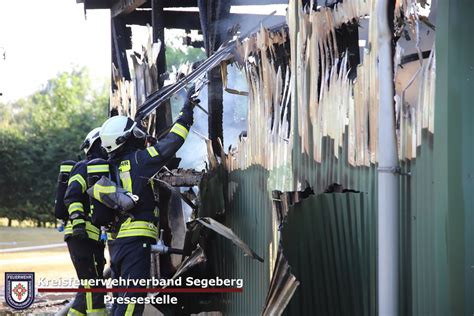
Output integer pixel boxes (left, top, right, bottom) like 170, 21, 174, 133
82, 0, 112, 10
208, 67, 224, 155
123, 10, 151, 25
152, 0, 172, 133
123, 9, 201, 30
231, 0, 288, 4
111, 17, 131, 81
152, 0, 176, 281
189, 40, 205, 49
111, 0, 147, 17
400, 50, 432, 66
123, 10, 284, 34
140, 0, 197, 8
158, 169, 204, 187
84, 0, 287, 10
335, 21, 360, 80
198, 0, 231, 155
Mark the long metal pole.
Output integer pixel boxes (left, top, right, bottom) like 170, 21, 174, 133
377, 0, 399, 315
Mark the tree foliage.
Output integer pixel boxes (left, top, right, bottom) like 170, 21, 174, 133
165, 45, 205, 72
0, 67, 108, 225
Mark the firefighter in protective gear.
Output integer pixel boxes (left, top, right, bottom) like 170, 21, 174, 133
64, 127, 107, 316
99, 86, 196, 316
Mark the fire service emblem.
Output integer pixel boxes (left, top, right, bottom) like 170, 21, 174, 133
5, 272, 35, 310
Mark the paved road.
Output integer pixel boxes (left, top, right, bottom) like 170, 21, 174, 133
0, 243, 66, 253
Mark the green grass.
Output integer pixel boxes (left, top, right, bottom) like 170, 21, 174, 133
0, 227, 64, 249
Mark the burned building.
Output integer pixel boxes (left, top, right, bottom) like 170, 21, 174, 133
77, 0, 474, 315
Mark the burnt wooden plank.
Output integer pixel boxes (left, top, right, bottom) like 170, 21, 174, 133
111, 17, 132, 81
82, 0, 112, 10
111, 0, 147, 17
231, 0, 288, 4
152, 0, 172, 131
123, 10, 202, 30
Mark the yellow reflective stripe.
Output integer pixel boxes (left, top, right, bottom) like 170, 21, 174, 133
60, 165, 73, 173
85, 222, 100, 241
68, 202, 84, 214
65, 221, 99, 240
87, 165, 110, 174
107, 232, 115, 240
86, 222, 100, 234
64, 223, 73, 235
86, 308, 106, 316
170, 123, 189, 139
116, 230, 157, 239
117, 220, 158, 239
119, 220, 157, 231
67, 307, 85, 316
125, 303, 135, 316
84, 282, 92, 311
119, 160, 131, 172
119, 172, 133, 193
72, 219, 85, 226
93, 184, 116, 202
68, 174, 87, 193
146, 146, 159, 157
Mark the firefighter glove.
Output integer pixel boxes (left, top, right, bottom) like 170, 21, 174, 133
177, 85, 197, 128
72, 222, 88, 239
70, 212, 87, 239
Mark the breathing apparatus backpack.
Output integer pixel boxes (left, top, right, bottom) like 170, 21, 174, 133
54, 160, 77, 220
87, 158, 115, 226
87, 158, 140, 228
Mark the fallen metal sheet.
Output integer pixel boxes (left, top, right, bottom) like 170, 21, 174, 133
163, 246, 207, 288
193, 217, 264, 262
261, 249, 299, 316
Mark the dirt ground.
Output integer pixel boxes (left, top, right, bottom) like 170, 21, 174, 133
0, 227, 77, 315
0, 227, 164, 315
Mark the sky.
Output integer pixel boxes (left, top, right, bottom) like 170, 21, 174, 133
0, 0, 111, 102
0, 1, 285, 169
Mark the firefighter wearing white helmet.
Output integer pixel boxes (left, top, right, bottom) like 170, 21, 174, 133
80, 127, 102, 154
98, 85, 197, 316
60, 127, 108, 316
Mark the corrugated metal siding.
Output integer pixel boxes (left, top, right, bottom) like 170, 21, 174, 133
289, 131, 378, 315
199, 130, 379, 315
204, 166, 273, 315
200, 131, 437, 316
195, 1, 450, 315
399, 129, 435, 316
281, 192, 376, 316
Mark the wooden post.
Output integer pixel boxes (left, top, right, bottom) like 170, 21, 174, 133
198, 0, 231, 156
152, 0, 172, 133
152, 0, 176, 279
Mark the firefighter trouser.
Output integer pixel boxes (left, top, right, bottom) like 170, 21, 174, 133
107, 239, 118, 316
110, 237, 151, 316
66, 237, 106, 316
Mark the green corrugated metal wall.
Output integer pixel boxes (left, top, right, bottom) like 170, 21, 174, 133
202, 165, 273, 315
200, 131, 380, 315
399, 130, 434, 316
197, 1, 474, 315
432, 1, 474, 314
281, 193, 376, 316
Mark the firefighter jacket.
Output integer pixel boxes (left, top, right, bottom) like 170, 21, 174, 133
64, 160, 101, 241
109, 121, 190, 243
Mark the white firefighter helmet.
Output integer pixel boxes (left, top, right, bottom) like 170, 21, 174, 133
100, 116, 145, 153
81, 127, 101, 155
